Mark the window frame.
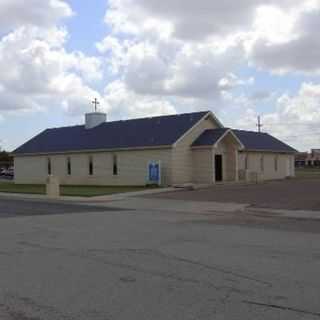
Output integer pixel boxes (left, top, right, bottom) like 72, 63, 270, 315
113, 154, 118, 176
260, 155, 264, 172
67, 157, 72, 176
274, 156, 279, 171
89, 156, 94, 176
244, 154, 249, 170
47, 157, 52, 175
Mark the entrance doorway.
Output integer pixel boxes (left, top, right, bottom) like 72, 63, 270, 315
215, 154, 223, 182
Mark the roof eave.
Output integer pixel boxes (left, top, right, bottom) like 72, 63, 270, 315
240, 148, 297, 154
12, 144, 173, 157
191, 145, 213, 149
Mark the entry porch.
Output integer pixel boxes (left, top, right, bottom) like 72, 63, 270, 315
191, 129, 244, 184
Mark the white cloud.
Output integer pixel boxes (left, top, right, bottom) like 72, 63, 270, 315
248, 3, 320, 74
101, 0, 320, 88
0, 0, 103, 118
2, 0, 320, 153
98, 1, 249, 112
97, 0, 320, 150
105, 0, 305, 41
0, 0, 73, 32
219, 74, 254, 91
100, 0, 320, 103
250, 91, 273, 102
103, 80, 176, 120
0, 26, 102, 114
230, 83, 320, 151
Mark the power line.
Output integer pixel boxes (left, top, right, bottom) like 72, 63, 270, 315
264, 122, 319, 127
265, 130, 320, 137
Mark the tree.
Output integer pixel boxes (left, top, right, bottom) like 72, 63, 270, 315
0, 150, 13, 168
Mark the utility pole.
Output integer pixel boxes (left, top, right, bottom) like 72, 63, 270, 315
257, 115, 263, 133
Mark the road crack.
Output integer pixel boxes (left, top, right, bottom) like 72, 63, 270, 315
243, 300, 320, 317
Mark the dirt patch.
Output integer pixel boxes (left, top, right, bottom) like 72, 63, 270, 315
143, 178, 320, 211
178, 211, 320, 234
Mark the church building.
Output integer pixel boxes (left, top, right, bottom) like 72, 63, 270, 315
12, 110, 296, 186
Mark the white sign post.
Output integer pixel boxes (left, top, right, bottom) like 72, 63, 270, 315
46, 175, 60, 198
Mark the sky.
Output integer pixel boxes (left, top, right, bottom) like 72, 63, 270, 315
1, 0, 320, 151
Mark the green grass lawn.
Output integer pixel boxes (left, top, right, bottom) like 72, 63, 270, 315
295, 167, 320, 179
0, 180, 157, 197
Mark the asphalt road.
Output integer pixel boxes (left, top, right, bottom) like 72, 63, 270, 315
0, 197, 118, 218
0, 196, 320, 319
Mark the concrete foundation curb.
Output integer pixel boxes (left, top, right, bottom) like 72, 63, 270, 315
0, 186, 184, 203
248, 207, 320, 221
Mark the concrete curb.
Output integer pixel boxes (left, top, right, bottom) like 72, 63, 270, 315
248, 207, 320, 221
0, 187, 184, 203
0, 192, 50, 200
76, 187, 182, 202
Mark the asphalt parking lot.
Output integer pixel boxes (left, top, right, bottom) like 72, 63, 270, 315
145, 178, 320, 210
0, 194, 320, 319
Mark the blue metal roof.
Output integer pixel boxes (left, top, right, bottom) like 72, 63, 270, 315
13, 111, 209, 155
192, 128, 296, 153
192, 128, 229, 146
233, 130, 297, 153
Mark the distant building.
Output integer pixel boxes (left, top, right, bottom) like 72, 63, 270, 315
12, 110, 296, 186
295, 149, 320, 167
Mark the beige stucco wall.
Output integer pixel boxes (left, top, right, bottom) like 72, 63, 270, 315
192, 148, 213, 184
14, 148, 172, 186
171, 115, 218, 185
238, 151, 295, 180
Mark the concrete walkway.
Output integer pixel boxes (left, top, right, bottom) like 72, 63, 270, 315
0, 189, 249, 214
92, 197, 249, 214
91, 196, 320, 220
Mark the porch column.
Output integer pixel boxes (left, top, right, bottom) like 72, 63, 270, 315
234, 149, 239, 182
212, 149, 216, 183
